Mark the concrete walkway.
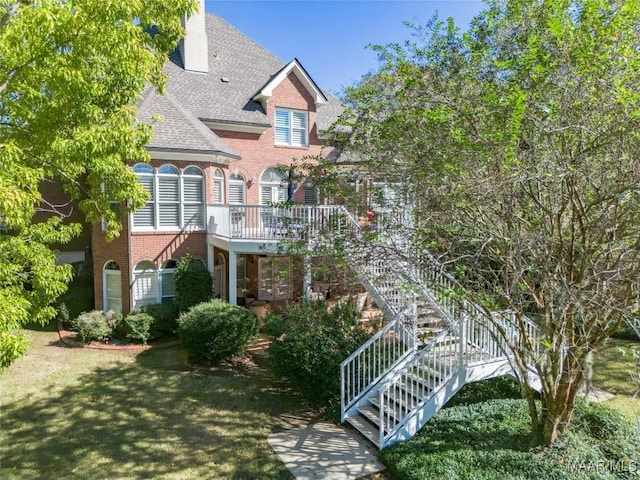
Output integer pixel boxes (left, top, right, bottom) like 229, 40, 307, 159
268, 422, 385, 480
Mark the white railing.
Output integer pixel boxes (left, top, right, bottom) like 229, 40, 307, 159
340, 309, 416, 419
379, 327, 456, 446
206, 204, 345, 241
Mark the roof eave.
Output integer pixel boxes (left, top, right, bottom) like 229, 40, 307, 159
252, 58, 328, 106
146, 147, 241, 165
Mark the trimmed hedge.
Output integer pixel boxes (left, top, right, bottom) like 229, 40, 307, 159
178, 300, 257, 364
174, 255, 212, 313
135, 302, 179, 336
124, 311, 155, 344
71, 310, 121, 343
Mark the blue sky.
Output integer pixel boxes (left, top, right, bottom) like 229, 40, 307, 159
206, 1, 486, 95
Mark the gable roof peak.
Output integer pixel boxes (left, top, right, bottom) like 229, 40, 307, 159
252, 58, 328, 106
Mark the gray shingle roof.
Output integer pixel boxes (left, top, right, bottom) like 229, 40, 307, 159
138, 89, 240, 159
140, 14, 344, 155
174, 14, 343, 128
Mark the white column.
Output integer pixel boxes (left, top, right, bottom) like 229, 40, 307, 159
229, 250, 237, 305
303, 255, 312, 301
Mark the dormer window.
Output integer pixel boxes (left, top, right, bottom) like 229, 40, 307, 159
275, 108, 308, 147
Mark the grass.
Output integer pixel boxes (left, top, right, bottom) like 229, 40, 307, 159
592, 337, 640, 419
0, 326, 315, 479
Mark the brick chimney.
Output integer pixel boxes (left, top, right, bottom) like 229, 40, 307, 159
179, 0, 208, 73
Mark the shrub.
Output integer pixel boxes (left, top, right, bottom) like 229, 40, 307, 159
612, 320, 640, 341
174, 255, 213, 313
178, 300, 257, 364
124, 311, 155, 344
380, 396, 637, 480
265, 300, 371, 419
136, 302, 179, 336
71, 310, 120, 343
571, 400, 640, 464
57, 284, 95, 325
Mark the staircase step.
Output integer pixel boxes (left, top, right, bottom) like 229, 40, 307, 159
345, 413, 381, 448
357, 404, 381, 426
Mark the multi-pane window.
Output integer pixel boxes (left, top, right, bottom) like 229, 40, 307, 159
260, 167, 287, 205
183, 167, 204, 226
213, 168, 224, 204
133, 261, 157, 306
133, 164, 155, 228
160, 260, 177, 304
275, 108, 308, 147
103, 260, 122, 312
228, 173, 245, 204
132, 164, 205, 230
304, 181, 318, 205
258, 257, 291, 301
157, 165, 180, 227
132, 259, 179, 307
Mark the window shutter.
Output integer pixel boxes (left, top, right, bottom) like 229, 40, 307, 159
275, 109, 290, 144
134, 271, 157, 306
229, 183, 244, 204
292, 111, 307, 146
158, 176, 179, 227
261, 186, 272, 205
277, 186, 286, 202
304, 186, 318, 205
183, 176, 204, 226
134, 175, 155, 227
214, 179, 223, 204
104, 271, 122, 312
134, 205, 155, 227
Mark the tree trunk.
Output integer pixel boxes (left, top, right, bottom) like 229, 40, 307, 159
538, 368, 583, 446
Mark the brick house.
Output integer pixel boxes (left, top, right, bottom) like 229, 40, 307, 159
89, 3, 345, 314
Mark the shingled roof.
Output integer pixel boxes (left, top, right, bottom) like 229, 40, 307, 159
140, 13, 344, 157
138, 89, 240, 162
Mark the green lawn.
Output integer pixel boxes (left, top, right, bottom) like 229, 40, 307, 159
592, 337, 640, 419
0, 327, 313, 479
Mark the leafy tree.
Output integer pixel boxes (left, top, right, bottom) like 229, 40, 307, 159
334, 0, 640, 445
0, 0, 197, 368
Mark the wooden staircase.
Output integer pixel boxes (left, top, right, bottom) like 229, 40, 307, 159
336, 208, 538, 449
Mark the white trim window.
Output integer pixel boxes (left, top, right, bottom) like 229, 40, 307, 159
183, 166, 205, 227
228, 173, 245, 205
160, 260, 177, 304
133, 164, 155, 228
258, 256, 292, 301
304, 181, 319, 205
133, 261, 158, 307
103, 260, 122, 312
275, 108, 308, 147
132, 164, 205, 231
260, 167, 287, 205
213, 168, 224, 204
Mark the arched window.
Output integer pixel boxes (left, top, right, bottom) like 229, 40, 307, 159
133, 260, 157, 307
158, 165, 180, 227
133, 164, 155, 228
183, 166, 204, 227
260, 167, 286, 205
213, 168, 224, 204
131, 164, 205, 230
103, 261, 122, 312
229, 173, 245, 205
160, 259, 177, 304
304, 179, 319, 205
